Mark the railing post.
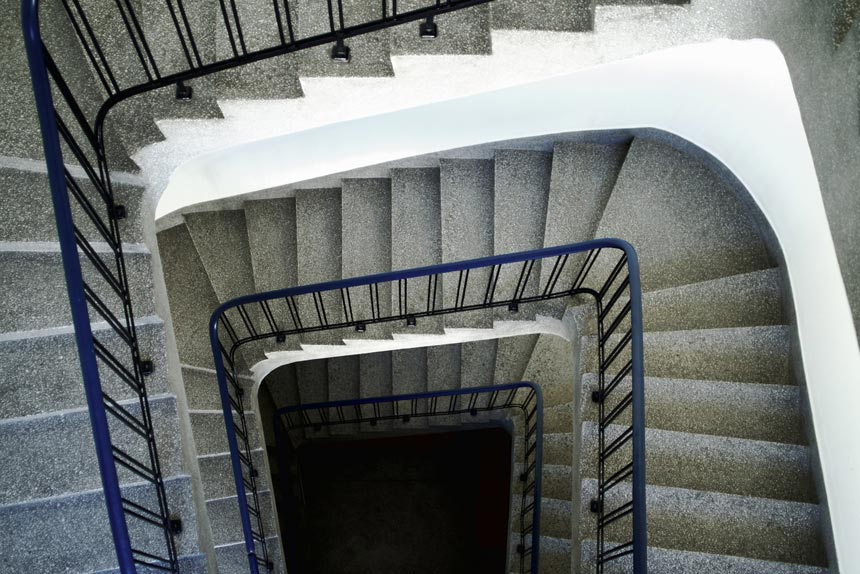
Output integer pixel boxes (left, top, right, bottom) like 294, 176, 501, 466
21, 2, 136, 572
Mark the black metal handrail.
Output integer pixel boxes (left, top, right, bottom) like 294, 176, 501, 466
273, 382, 543, 573
211, 239, 647, 574
22, 1, 491, 572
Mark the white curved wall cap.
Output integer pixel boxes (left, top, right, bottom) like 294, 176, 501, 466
157, 39, 860, 568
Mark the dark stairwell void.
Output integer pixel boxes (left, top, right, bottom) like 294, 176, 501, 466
282, 426, 512, 574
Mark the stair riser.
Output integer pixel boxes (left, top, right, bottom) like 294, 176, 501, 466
580, 374, 804, 444
207, 491, 276, 546
0, 249, 155, 332
580, 479, 825, 566
191, 411, 261, 456
0, 319, 168, 419
0, 395, 183, 505
0, 476, 199, 573
581, 422, 815, 502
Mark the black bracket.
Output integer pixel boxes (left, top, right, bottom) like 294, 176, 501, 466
169, 514, 183, 535
275, 332, 286, 343
591, 390, 602, 403
331, 38, 350, 62
516, 543, 524, 555
140, 360, 154, 376
419, 17, 438, 39
111, 204, 127, 220
590, 499, 602, 514
406, 315, 417, 327
402, 414, 411, 423
175, 81, 193, 101
508, 302, 519, 313
355, 322, 366, 333
469, 408, 478, 417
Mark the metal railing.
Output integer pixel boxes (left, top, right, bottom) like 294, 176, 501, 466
273, 382, 543, 573
21, 1, 491, 572
210, 238, 647, 574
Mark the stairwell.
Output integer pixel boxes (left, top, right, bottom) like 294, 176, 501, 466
158, 135, 829, 573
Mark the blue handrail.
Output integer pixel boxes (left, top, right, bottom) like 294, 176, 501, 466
210, 238, 647, 574
273, 382, 544, 574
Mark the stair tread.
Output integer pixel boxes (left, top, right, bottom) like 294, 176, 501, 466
582, 422, 814, 502
581, 373, 803, 444
581, 479, 825, 566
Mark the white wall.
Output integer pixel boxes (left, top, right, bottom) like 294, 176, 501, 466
155, 39, 860, 569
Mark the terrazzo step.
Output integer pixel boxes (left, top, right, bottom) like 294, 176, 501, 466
389, 167, 444, 334
580, 541, 828, 574
0, 243, 155, 332
0, 394, 183, 505
184, 210, 256, 304
295, 188, 343, 345
182, 366, 254, 411
514, 463, 572, 501
491, 0, 592, 31
158, 224, 224, 370
0, 316, 168, 419
211, 0, 303, 101
391, 347, 429, 428
594, 137, 772, 292
326, 354, 361, 434
292, 0, 393, 77
492, 149, 552, 320
580, 267, 785, 335
0, 476, 199, 573
581, 422, 815, 502
536, 535, 572, 574
516, 496, 572, 539
198, 449, 269, 500
244, 198, 299, 344
215, 536, 286, 574
207, 490, 276, 546
426, 343, 462, 425
544, 402, 574, 434
522, 334, 575, 407
582, 325, 792, 385
341, 178, 392, 340
580, 479, 826, 566
359, 351, 394, 430
494, 334, 539, 385
439, 158, 494, 328
540, 141, 628, 294
580, 374, 803, 444
0, 166, 147, 244
190, 410, 261, 455
389, 3, 492, 56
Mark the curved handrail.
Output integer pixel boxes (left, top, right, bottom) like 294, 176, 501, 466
210, 238, 647, 574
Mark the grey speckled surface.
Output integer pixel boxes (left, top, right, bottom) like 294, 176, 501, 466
0, 247, 154, 332
581, 421, 814, 502
581, 540, 828, 574
580, 478, 825, 566
595, 138, 772, 291
0, 319, 167, 419
522, 334, 574, 408
326, 355, 360, 434
390, 3, 492, 56
184, 210, 255, 303
580, 373, 804, 445
493, 334, 539, 385
216, 536, 285, 574
158, 224, 222, 368
207, 490, 276, 546
390, 167, 444, 334
342, 178, 392, 339
493, 149, 552, 320
190, 410, 260, 455
0, 395, 182, 505
359, 351, 393, 430
296, 188, 343, 344
439, 158, 494, 328
583, 325, 791, 385
0, 476, 199, 573
492, 0, 593, 31
198, 449, 268, 500
391, 347, 429, 428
